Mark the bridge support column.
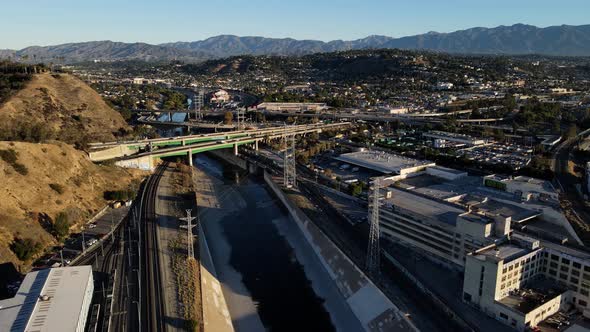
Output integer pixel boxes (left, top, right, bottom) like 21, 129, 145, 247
233, 144, 238, 156
188, 149, 193, 166
254, 140, 259, 151
182, 139, 186, 146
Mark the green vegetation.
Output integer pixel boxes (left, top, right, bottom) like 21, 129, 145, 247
49, 183, 65, 194
162, 90, 188, 110
349, 181, 366, 196
103, 189, 135, 201
0, 61, 47, 105
10, 237, 43, 261
52, 212, 70, 241
0, 148, 28, 175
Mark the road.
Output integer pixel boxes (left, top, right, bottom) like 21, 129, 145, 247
140, 164, 167, 332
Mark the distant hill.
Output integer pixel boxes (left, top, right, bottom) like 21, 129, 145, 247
2, 41, 212, 63
1, 24, 590, 63
0, 73, 130, 145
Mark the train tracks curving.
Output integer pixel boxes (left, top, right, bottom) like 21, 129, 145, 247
140, 163, 167, 332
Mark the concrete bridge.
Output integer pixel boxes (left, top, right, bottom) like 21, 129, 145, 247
89, 122, 350, 170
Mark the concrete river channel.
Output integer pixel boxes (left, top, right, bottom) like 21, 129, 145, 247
195, 154, 338, 332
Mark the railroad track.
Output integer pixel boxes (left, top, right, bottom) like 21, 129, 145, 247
140, 163, 167, 332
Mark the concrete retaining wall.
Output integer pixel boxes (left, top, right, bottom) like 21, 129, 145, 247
199, 226, 234, 332
207, 149, 247, 170
382, 251, 475, 332
264, 171, 418, 332
89, 145, 135, 161
115, 155, 154, 171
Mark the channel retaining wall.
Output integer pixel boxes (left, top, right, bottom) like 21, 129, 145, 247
264, 171, 418, 332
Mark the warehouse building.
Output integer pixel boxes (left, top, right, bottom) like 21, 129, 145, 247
423, 131, 487, 146
257, 102, 328, 112
0, 266, 94, 332
335, 151, 435, 176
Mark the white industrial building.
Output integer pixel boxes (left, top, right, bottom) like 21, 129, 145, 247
0, 266, 94, 332
369, 159, 588, 330
256, 102, 328, 112
463, 234, 590, 331
210, 89, 230, 103
335, 151, 435, 175
423, 131, 487, 146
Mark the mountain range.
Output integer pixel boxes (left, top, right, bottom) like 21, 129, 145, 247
1, 24, 590, 63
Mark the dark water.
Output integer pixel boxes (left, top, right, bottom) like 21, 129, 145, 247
195, 155, 335, 332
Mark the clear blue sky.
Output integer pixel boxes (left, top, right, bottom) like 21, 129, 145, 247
2, 0, 589, 49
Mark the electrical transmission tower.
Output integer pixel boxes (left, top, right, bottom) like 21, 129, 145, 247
283, 133, 297, 188
179, 209, 197, 260
366, 178, 381, 277
236, 109, 246, 130
193, 89, 204, 121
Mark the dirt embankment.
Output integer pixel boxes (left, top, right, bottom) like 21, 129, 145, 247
0, 73, 129, 144
0, 141, 144, 270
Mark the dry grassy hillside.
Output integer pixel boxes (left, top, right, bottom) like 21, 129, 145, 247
0, 141, 144, 270
0, 73, 129, 145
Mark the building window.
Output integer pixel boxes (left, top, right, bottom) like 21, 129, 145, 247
581, 289, 589, 296
562, 258, 570, 265
571, 277, 580, 284
585, 266, 590, 273
549, 269, 557, 276
550, 262, 558, 269
579, 300, 588, 307
573, 262, 581, 269
560, 273, 569, 280
561, 266, 570, 273
583, 274, 590, 281
551, 254, 559, 261
572, 270, 580, 277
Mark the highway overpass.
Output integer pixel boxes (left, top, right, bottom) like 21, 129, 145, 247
89, 122, 350, 170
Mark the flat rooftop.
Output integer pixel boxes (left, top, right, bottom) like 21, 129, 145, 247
469, 198, 542, 223
475, 244, 531, 262
498, 278, 566, 314
384, 187, 464, 227
336, 151, 435, 174
0, 265, 93, 332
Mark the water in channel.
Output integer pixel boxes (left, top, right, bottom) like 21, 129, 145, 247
195, 154, 335, 332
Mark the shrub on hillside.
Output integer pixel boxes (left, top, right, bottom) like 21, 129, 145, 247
12, 163, 28, 175
52, 212, 70, 241
10, 237, 42, 261
49, 183, 65, 194
104, 189, 135, 201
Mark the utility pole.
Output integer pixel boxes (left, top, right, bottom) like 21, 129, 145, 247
180, 209, 197, 260
366, 177, 381, 278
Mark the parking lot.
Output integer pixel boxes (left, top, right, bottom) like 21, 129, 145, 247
459, 143, 533, 170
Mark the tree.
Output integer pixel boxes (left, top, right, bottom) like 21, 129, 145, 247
53, 212, 70, 241
224, 111, 233, 125
565, 124, 578, 139
10, 237, 42, 261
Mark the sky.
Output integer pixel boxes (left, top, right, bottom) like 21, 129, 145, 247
1, 0, 589, 49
